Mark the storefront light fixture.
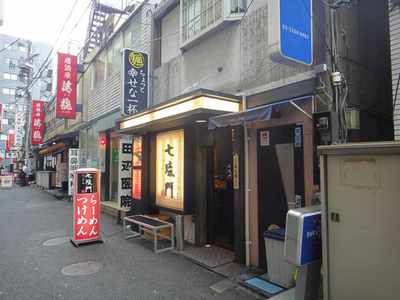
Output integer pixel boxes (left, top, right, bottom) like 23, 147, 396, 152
120, 96, 240, 130
195, 119, 207, 124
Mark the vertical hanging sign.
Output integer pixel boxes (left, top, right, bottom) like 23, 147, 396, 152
56, 53, 77, 119
71, 168, 101, 246
6, 130, 14, 153
68, 148, 80, 196
118, 138, 133, 209
31, 100, 44, 145
122, 49, 148, 115
132, 137, 142, 201
279, 0, 313, 65
268, 0, 313, 65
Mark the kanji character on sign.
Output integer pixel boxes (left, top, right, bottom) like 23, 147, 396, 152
64, 57, 72, 65
33, 118, 42, 128
60, 98, 72, 111
33, 130, 42, 140
128, 68, 138, 78
64, 64, 72, 72
127, 104, 138, 114
61, 80, 72, 94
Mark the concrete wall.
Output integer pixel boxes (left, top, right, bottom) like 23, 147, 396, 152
153, 0, 313, 105
161, 4, 180, 64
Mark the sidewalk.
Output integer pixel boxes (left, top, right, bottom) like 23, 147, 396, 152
0, 186, 263, 300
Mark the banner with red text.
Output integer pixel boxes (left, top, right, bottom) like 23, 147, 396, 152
6, 129, 15, 153
56, 53, 77, 119
31, 100, 44, 145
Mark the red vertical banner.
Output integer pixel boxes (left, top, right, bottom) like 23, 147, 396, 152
56, 53, 77, 119
31, 100, 44, 145
72, 169, 101, 245
6, 130, 14, 153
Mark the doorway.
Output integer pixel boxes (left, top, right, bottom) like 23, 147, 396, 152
207, 128, 234, 250
257, 124, 305, 268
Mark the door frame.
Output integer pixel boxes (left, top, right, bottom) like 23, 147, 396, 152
256, 123, 305, 268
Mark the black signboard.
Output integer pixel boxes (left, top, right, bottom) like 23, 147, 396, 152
122, 49, 148, 115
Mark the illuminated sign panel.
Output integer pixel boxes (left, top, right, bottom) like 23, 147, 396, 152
156, 130, 184, 211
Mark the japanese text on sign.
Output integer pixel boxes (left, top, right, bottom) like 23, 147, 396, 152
156, 130, 184, 211
132, 137, 142, 201
68, 149, 80, 196
118, 139, 133, 208
31, 100, 44, 145
56, 53, 77, 119
73, 171, 101, 243
122, 49, 148, 115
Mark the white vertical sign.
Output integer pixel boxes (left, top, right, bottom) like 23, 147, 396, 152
68, 148, 80, 196
117, 138, 133, 209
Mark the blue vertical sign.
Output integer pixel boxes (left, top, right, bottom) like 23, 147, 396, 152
279, 0, 313, 65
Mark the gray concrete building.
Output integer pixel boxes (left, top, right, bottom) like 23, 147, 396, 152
0, 33, 51, 166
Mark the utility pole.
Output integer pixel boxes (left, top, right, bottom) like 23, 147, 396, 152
18, 40, 34, 169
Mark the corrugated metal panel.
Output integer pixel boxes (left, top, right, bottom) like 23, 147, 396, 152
390, 4, 400, 140
88, 71, 121, 121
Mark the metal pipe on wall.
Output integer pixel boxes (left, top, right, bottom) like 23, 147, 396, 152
243, 95, 251, 267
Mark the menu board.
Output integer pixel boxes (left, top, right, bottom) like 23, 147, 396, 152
72, 170, 101, 244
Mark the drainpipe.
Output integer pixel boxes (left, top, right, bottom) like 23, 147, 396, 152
243, 95, 251, 267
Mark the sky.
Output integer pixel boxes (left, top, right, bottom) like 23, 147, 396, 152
0, 0, 92, 55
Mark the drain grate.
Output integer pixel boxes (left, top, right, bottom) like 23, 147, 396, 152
61, 261, 102, 276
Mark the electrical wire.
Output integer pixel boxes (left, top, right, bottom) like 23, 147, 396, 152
26, 0, 81, 92
0, 38, 20, 54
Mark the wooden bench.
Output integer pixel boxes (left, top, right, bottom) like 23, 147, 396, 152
123, 215, 175, 253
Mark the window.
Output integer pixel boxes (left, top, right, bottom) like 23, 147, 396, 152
3, 73, 18, 80
5, 58, 18, 71
94, 52, 106, 87
230, 0, 246, 13
106, 34, 122, 77
2, 88, 15, 95
181, 0, 245, 43
19, 46, 27, 52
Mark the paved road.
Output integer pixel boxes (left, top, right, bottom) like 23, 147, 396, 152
0, 186, 261, 300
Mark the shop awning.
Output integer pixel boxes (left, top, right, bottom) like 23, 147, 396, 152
208, 95, 312, 129
39, 143, 66, 156
119, 89, 241, 133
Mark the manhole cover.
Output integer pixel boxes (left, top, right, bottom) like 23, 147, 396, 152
61, 262, 102, 276
43, 237, 69, 246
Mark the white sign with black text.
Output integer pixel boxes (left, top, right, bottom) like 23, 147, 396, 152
117, 138, 133, 209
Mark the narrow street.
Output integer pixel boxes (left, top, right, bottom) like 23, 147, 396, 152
0, 186, 260, 300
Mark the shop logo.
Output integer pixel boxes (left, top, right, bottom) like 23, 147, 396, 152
129, 52, 145, 68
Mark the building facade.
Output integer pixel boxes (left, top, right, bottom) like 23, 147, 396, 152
118, 0, 393, 269
0, 34, 51, 168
